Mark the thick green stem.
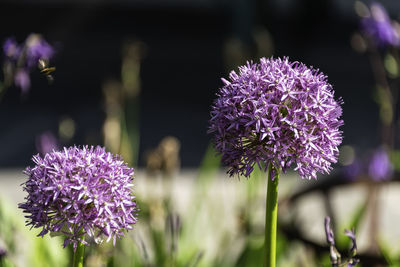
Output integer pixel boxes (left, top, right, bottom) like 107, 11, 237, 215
72, 242, 85, 267
265, 163, 279, 267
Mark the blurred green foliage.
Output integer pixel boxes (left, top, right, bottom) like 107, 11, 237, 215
0, 197, 69, 267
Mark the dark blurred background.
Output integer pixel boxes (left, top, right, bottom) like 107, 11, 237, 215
0, 0, 397, 167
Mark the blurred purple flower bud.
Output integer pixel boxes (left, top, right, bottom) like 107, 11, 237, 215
345, 229, 359, 266
25, 34, 54, 68
35, 131, 59, 155
324, 218, 360, 266
361, 2, 400, 47
344, 229, 357, 257
325, 216, 342, 266
0, 247, 6, 258
14, 69, 31, 93
3, 37, 20, 60
343, 159, 363, 181
368, 148, 393, 181
325, 216, 335, 246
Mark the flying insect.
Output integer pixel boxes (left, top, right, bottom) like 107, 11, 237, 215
38, 58, 56, 83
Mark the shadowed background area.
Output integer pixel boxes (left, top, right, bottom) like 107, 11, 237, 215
0, 0, 397, 167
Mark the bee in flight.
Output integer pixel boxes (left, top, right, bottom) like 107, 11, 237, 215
38, 58, 56, 83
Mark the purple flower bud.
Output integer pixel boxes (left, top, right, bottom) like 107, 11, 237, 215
361, 2, 400, 47
325, 216, 343, 266
25, 34, 54, 68
344, 229, 357, 257
368, 148, 393, 181
0, 247, 6, 258
3, 37, 20, 60
343, 159, 363, 181
14, 69, 31, 93
209, 57, 344, 179
35, 131, 59, 155
325, 216, 335, 246
19, 146, 138, 250
324, 218, 360, 266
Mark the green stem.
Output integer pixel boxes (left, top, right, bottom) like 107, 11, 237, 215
265, 163, 279, 267
72, 242, 85, 267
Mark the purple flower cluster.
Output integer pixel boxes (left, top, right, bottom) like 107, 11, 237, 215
361, 2, 400, 48
19, 146, 138, 250
2, 34, 54, 93
209, 57, 343, 179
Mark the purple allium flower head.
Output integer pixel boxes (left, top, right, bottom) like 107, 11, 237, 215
19, 146, 138, 250
35, 131, 59, 155
361, 2, 400, 47
368, 148, 393, 181
209, 57, 344, 179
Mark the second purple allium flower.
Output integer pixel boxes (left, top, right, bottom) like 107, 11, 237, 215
361, 2, 400, 48
19, 146, 138, 250
209, 57, 344, 179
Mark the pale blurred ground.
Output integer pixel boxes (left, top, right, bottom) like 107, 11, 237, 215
1, 168, 400, 256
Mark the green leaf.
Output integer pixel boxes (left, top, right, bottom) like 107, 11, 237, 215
384, 53, 399, 78
337, 200, 367, 250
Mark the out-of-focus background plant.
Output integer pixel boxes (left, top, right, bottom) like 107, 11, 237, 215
2, 0, 400, 266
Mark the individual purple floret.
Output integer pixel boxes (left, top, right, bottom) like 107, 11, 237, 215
361, 2, 400, 48
19, 146, 138, 251
209, 57, 344, 179
368, 148, 393, 181
35, 131, 59, 155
